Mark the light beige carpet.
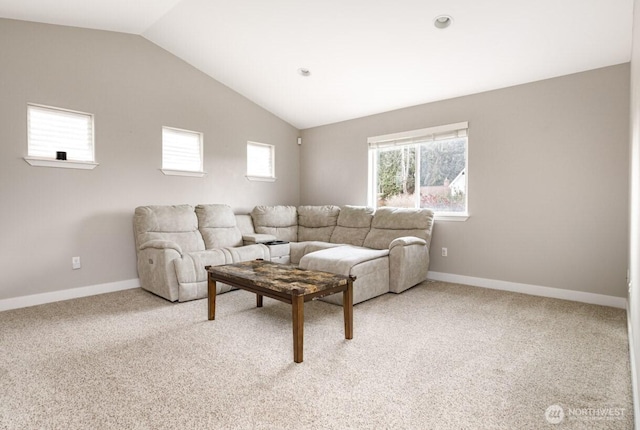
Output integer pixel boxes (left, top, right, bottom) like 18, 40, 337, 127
0, 281, 632, 429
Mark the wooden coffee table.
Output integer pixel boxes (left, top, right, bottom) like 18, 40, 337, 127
206, 260, 354, 363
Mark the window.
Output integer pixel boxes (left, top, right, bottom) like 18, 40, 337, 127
161, 126, 205, 177
25, 104, 97, 169
246, 141, 275, 181
368, 122, 468, 220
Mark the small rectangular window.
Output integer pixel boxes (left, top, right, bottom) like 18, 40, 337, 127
368, 122, 468, 220
162, 126, 204, 177
246, 141, 275, 181
26, 104, 95, 167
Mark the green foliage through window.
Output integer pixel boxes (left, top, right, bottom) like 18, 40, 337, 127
373, 137, 467, 213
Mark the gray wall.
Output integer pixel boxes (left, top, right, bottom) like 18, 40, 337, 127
0, 19, 300, 301
301, 64, 630, 297
0, 18, 631, 303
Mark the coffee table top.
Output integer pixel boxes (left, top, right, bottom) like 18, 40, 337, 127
207, 260, 351, 296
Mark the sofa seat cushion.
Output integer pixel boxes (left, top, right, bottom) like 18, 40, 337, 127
297, 205, 340, 242
298, 245, 389, 276
290, 241, 344, 265
224, 243, 270, 263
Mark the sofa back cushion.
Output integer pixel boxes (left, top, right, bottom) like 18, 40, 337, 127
235, 214, 256, 236
251, 205, 298, 242
363, 207, 435, 250
297, 205, 340, 242
195, 204, 243, 249
330, 206, 374, 246
134, 205, 205, 253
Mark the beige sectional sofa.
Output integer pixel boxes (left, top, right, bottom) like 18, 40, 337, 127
133, 204, 435, 305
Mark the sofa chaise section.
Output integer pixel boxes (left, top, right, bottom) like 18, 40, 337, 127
250, 204, 434, 305
299, 245, 390, 305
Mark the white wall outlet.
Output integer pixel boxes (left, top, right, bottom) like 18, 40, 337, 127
441, 247, 448, 257
72, 256, 81, 270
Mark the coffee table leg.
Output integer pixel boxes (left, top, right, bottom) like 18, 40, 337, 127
292, 294, 304, 363
344, 279, 353, 339
257, 294, 263, 308
208, 278, 217, 321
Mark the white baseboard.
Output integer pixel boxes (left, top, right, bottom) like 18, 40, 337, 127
0, 279, 140, 312
427, 271, 626, 309
627, 301, 640, 430
1, 273, 626, 311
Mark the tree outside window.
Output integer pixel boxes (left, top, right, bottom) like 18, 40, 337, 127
373, 137, 467, 213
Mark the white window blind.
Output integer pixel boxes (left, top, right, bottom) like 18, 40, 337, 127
247, 141, 275, 180
368, 121, 468, 149
27, 104, 94, 161
162, 127, 203, 173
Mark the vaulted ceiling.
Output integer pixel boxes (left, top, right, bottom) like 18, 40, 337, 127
0, 0, 634, 129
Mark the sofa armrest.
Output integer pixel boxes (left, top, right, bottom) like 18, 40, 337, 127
389, 236, 427, 249
242, 233, 277, 245
136, 246, 183, 302
139, 239, 183, 255
389, 237, 430, 294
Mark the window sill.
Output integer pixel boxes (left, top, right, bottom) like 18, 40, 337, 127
246, 175, 276, 182
161, 169, 206, 178
434, 213, 469, 222
24, 157, 98, 170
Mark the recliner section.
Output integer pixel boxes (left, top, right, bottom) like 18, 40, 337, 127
134, 204, 274, 302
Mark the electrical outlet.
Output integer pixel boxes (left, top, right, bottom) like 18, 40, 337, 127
72, 256, 81, 270
441, 247, 448, 257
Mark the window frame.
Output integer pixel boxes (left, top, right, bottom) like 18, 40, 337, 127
161, 126, 206, 177
24, 103, 98, 170
246, 141, 276, 182
367, 122, 469, 221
